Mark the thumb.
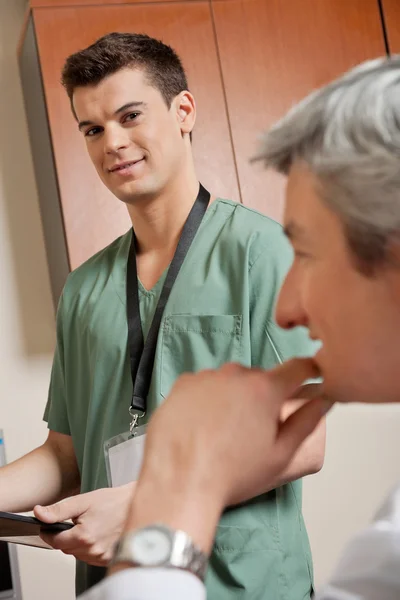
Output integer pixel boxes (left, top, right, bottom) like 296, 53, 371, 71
274, 397, 333, 468
34, 495, 86, 523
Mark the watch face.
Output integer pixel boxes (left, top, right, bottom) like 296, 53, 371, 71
132, 527, 173, 566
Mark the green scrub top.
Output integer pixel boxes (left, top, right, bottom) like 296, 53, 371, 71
45, 199, 316, 599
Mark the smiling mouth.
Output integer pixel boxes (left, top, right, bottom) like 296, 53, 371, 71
109, 159, 143, 173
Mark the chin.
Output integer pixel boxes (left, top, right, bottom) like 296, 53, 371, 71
314, 370, 345, 403
111, 186, 147, 204
123, 180, 160, 201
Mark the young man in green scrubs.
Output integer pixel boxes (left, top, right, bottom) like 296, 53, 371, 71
0, 33, 324, 598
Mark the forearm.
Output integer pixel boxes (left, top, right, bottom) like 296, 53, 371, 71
0, 432, 80, 512
125, 474, 222, 555
110, 456, 223, 578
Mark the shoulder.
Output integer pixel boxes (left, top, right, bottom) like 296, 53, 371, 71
214, 199, 291, 268
61, 230, 131, 310
215, 198, 283, 234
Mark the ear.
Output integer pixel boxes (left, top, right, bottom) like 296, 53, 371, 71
174, 91, 196, 135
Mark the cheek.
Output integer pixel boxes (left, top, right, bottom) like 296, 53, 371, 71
151, 120, 183, 153
301, 266, 344, 338
300, 266, 329, 315
86, 144, 100, 168
309, 273, 372, 355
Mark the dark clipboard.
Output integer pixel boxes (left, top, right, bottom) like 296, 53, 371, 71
0, 511, 73, 549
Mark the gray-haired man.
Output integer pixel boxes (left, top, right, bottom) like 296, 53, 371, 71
82, 55, 400, 600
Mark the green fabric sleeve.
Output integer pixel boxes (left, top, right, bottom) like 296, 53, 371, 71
43, 291, 71, 435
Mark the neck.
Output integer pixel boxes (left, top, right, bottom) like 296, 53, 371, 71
126, 166, 203, 256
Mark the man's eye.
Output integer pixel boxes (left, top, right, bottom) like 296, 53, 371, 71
85, 127, 102, 137
124, 112, 139, 122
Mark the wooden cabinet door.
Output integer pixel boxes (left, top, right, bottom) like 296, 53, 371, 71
30, 1, 201, 9
212, 0, 386, 221
381, 0, 400, 52
33, 3, 240, 269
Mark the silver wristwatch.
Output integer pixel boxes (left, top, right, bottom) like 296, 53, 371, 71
111, 524, 208, 581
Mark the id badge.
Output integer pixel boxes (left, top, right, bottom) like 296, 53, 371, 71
104, 425, 147, 488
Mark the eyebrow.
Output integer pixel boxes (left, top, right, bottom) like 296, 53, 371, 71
78, 101, 146, 131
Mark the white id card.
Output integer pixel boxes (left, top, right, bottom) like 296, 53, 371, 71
104, 425, 147, 488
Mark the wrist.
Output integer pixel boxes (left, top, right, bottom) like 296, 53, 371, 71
109, 523, 209, 581
119, 481, 136, 503
123, 468, 224, 555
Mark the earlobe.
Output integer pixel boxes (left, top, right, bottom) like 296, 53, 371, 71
176, 91, 196, 135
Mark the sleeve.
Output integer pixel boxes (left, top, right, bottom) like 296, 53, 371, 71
249, 225, 318, 369
43, 290, 71, 435
316, 484, 400, 600
79, 569, 207, 600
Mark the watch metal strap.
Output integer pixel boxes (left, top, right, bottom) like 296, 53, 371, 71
112, 525, 208, 582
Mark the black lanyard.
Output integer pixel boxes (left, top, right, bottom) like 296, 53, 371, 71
126, 184, 210, 417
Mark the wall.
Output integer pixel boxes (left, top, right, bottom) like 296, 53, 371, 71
1, 1, 400, 598
0, 1, 75, 598
304, 403, 400, 587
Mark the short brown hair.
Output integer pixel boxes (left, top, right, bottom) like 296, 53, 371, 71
62, 32, 189, 110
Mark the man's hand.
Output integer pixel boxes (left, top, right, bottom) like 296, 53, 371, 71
120, 358, 332, 559
34, 485, 134, 566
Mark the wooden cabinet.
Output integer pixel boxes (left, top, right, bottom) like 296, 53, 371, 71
212, 0, 386, 220
19, 0, 388, 305
381, 0, 400, 53
30, 0, 198, 6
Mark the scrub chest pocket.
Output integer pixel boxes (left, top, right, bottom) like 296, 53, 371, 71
160, 314, 243, 398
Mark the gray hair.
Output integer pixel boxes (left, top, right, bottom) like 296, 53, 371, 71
256, 56, 400, 274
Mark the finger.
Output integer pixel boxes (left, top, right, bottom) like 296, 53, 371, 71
291, 382, 323, 400
267, 358, 321, 398
39, 527, 81, 551
34, 495, 88, 524
40, 536, 112, 567
274, 397, 334, 467
39, 523, 98, 552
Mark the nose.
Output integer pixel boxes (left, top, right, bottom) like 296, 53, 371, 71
103, 125, 130, 155
275, 267, 308, 330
